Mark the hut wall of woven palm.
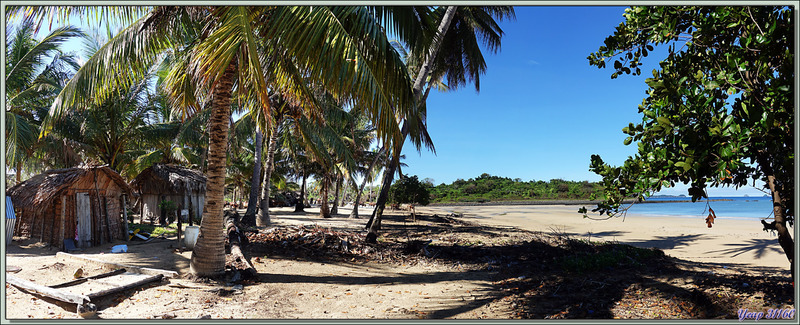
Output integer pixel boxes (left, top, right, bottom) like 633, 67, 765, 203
6, 165, 132, 216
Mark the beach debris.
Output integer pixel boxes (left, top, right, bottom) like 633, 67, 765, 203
73, 268, 84, 279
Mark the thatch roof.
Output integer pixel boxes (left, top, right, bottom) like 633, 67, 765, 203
6, 165, 132, 215
130, 164, 207, 195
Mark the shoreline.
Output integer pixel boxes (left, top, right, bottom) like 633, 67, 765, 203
427, 198, 735, 207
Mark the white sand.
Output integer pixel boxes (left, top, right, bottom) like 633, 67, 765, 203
263, 204, 791, 273
416, 205, 792, 272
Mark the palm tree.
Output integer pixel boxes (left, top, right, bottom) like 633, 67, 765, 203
5, 21, 83, 183
17, 5, 423, 276
367, 6, 515, 242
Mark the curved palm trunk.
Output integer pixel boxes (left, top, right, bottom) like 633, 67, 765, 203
366, 154, 398, 237
295, 171, 307, 212
367, 6, 458, 243
331, 175, 342, 215
190, 63, 236, 277
351, 147, 385, 219
320, 174, 331, 218
243, 129, 263, 225
257, 126, 279, 226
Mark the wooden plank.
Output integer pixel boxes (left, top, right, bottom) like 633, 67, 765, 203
55, 252, 179, 278
7, 274, 90, 305
76, 193, 92, 248
86, 273, 163, 299
49, 268, 126, 289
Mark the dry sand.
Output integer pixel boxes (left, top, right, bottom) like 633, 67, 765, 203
417, 204, 791, 272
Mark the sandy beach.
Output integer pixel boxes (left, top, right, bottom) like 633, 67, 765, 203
416, 204, 791, 273
5, 205, 794, 319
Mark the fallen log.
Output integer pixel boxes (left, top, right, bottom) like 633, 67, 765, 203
225, 216, 256, 279
86, 273, 163, 299
7, 274, 90, 305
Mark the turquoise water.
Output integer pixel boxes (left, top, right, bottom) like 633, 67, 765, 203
625, 196, 774, 220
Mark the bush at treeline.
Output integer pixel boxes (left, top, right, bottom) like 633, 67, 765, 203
428, 173, 605, 203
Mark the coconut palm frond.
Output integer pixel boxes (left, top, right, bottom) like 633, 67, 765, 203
266, 6, 414, 151
42, 12, 174, 138
6, 6, 150, 34
6, 22, 84, 93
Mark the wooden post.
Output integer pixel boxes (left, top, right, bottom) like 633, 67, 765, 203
139, 196, 144, 224
40, 208, 46, 243
93, 169, 102, 246
103, 196, 112, 243
60, 196, 66, 250
49, 200, 58, 248
187, 194, 194, 226
176, 208, 182, 249
122, 195, 130, 242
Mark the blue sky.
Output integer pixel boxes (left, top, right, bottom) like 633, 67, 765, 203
12, 5, 768, 197
398, 6, 766, 197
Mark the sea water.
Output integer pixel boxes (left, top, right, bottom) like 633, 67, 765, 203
625, 196, 774, 220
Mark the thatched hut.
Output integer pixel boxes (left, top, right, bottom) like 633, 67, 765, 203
130, 164, 206, 225
6, 165, 132, 249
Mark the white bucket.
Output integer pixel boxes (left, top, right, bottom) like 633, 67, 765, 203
184, 226, 200, 249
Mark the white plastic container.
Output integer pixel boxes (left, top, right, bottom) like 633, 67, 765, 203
184, 226, 200, 249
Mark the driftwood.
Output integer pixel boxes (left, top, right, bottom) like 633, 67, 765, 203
225, 214, 256, 279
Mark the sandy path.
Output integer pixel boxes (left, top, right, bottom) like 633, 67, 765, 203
417, 205, 790, 272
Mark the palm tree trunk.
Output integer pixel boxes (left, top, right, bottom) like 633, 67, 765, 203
366, 151, 399, 237
190, 63, 236, 277
412, 5, 458, 100
368, 7, 458, 243
331, 175, 341, 215
351, 147, 385, 219
295, 170, 307, 212
320, 174, 331, 218
16, 161, 22, 184
243, 128, 263, 225
257, 125, 279, 226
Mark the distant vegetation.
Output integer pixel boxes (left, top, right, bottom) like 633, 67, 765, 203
427, 173, 605, 203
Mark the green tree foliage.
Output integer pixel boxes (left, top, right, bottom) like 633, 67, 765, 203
388, 175, 431, 206
428, 174, 604, 203
584, 6, 793, 272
